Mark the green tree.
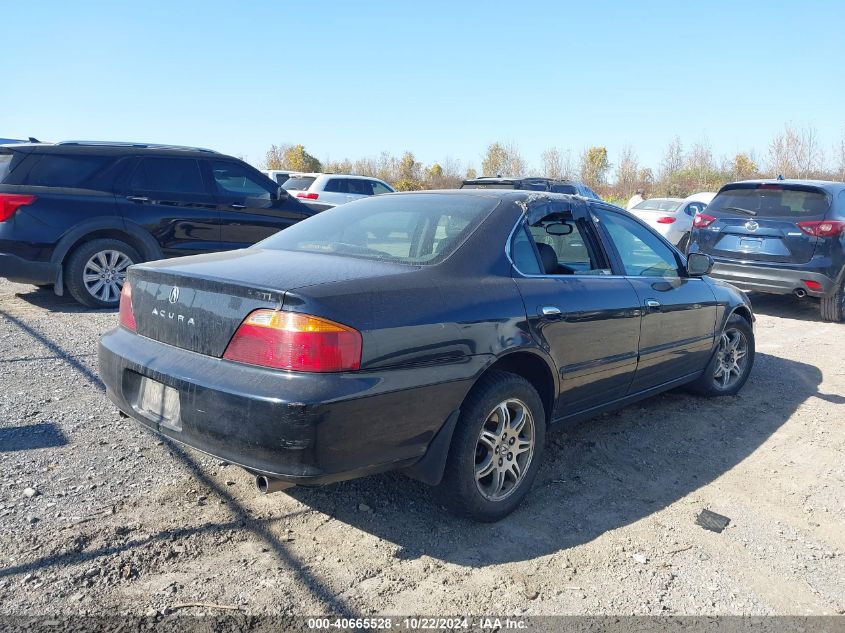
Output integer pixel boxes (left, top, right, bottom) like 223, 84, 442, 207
481, 142, 525, 177
283, 144, 322, 173
579, 146, 610, 188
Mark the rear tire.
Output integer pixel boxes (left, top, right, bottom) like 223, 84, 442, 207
434, 370, 546, 522
820, 282, 845, 323
65, 239, 140, 308
687, 314, 754, 397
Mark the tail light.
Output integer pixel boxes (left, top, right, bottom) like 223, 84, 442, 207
0, 194, 36, 222
296, 192, 319, 200
223, 309, 362, 372
803, 280, 823, 292
118, 281, 136, 331
796, 220, 845, 238
693, 213, 716, 228
656, 216, 676, 224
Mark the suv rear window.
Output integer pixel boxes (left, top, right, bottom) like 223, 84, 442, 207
282, 177, 317, 191
14, 154, 110, 188
708, 184, 830, 218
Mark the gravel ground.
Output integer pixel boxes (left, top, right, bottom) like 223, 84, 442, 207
0, 278, 843, 617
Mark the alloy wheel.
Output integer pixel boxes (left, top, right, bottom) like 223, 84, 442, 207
474, 398, 535, 502
713, 328, 749, 389
83, 249, 133, 304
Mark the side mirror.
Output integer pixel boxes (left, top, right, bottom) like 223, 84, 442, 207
686, 252, 714, 277
276, 186, 289, 200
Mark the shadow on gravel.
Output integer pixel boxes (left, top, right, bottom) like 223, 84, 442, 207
9, 285, 115, 315
747, 293, 826, 322
0, 423, 69, 452
289, 352, 824, 566
0, 313, 359, 617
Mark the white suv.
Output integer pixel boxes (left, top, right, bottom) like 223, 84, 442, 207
282, 173, 395, 209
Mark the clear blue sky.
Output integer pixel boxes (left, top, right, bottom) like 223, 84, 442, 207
4, 0, 844, 173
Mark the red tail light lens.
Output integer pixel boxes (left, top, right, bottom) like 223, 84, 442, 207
656, 216, 676, 224
0, 194, 36, 222
223, 309, 362, 372
296, 192, 319, 200
118, 281, 136, 331
693, 213, 716, 228
803, 280, 823, 292
796, 220, 845, 238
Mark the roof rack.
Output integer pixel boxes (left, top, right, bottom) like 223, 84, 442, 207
56, 141, 219, 153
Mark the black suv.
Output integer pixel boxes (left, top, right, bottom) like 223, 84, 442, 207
688, 179, 845, 322
0, 141, 315, 307
460, 176, 602, 200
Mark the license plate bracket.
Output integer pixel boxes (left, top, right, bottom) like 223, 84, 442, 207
136, 377, 181, 431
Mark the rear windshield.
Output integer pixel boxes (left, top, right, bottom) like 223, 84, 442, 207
282, 176, 317, 191
633, 199, 682, 212
708, 184, 830, 218
258, 193, 499, 265
461, 182, 516, 190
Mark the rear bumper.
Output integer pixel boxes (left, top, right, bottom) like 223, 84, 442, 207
708, 259, 839, 297
98, 327, 481, 485
0, 252, 59, 285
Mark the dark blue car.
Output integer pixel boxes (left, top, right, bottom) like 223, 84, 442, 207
688, 180, 845, 322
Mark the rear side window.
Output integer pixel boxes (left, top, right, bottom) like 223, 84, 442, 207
347, 179, 374, 196
323, 178, 348, 193
282, 177, 317, 191
709, 184, 831, 218
0, 152, 14, 182
19, 154, 110, 187
130, 158, 206, 194
372, 181, 393, 195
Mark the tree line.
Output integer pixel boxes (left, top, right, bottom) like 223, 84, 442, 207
263, 124, 845, 205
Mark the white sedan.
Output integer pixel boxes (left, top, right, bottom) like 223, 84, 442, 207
629, 195, 712, 251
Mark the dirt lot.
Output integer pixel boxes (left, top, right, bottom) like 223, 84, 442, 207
0, 277, 843, 618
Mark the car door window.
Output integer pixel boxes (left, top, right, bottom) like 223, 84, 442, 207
685, 202, 702, 217
209, 161, 273, 201
323, 178, 348, 193
372, 181, 393, 195
524, 215, 610, 275
595, 209, 681, 278
348, 179, 374, 196
129, 158, 206, 194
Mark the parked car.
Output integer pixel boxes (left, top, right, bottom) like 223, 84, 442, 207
461, 176, 602, 200
282, 173, 395, 210
0, 141, 316, 308
262, 169, 296, 186
99, 190, 755, 521
689, 179, 845, 322
629, 196, 709, 250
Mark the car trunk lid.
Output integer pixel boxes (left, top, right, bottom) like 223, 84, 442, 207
695, 183, 831, 264
127, 248, 413, 357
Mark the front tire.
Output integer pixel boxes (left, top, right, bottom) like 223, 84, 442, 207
65, 239, 140, 308
820, 282, 845, 323
688, 314, 754, 397
435, 370, 546, 522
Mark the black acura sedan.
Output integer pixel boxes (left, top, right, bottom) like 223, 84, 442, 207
98, 190, 755, 521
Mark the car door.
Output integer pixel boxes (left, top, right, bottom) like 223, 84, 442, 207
116, 156, 220, 257
591, 206, 718, 392
511, 201, 642, 418
208, 159, 313, 248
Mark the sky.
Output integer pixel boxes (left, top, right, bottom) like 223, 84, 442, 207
4, 0, 845, 174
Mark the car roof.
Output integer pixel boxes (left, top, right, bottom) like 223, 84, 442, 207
725, 179, 845, 193
4, 141, 226, 159
290, 173, 386, 181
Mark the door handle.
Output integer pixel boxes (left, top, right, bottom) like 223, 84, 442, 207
229, 204, 246, 209
540, 306, 562, 317
645, 299, 662, 312
126, 196, 149, 203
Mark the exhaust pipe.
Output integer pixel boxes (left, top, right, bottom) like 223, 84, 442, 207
794, 288, 807, 298
255, 475, 295, 494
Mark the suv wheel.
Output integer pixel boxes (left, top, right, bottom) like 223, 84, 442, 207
65, 239, 140, 308
435, 370, 546, 522
687, 314, 754, 396
820, 282, 845, 323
